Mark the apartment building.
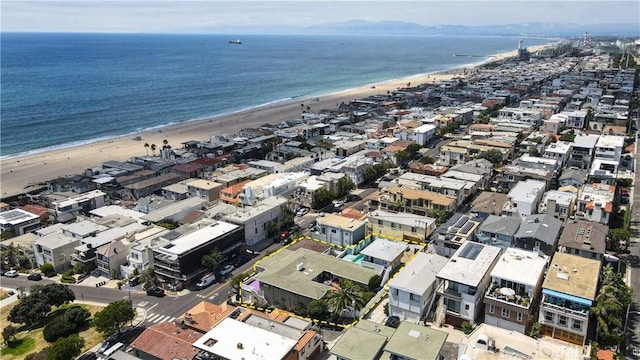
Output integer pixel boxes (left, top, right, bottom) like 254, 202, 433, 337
50, 190, 109, 222
502, 179, 546, 220
576, 183, 615, 225
313, 213, 366, 247
539, 252, 600, 346
369, 186, 457, 216
437, 242, 501, 326
567, 134, 599, 170
368, 210, 436, 242
484, 248, 547, 334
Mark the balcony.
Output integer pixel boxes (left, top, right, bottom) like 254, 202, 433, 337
541, 298, 589, 318
485, 284, 531, 309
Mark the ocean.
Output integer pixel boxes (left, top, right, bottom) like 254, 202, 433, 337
0, 33, 552, 157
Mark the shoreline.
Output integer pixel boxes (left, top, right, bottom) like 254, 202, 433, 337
0, 43, 552, 199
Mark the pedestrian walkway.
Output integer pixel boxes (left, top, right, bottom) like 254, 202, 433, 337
144, 312, 176, 325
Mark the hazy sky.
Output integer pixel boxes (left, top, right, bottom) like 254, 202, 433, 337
2, 1, 638, 33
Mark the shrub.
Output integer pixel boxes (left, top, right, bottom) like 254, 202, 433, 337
40, 263, 56, 277
43, 317, 75, 342
461, 321, 474, 335
367, 274, 382, 291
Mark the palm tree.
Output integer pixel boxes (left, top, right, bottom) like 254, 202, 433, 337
144, 143, 150, 156
591, 285, 624, 344
324, 279, 366, 318
150, 144, 157, 156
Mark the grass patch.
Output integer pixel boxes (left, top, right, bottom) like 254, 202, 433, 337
0, 302, 104, 360
0, 337, 36, 356
0, 290, 9, 301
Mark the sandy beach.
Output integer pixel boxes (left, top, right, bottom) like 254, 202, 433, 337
0, 44, 549, 199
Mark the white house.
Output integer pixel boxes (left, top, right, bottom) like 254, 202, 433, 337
313, 213, 366, 247
502, 179, 546, 220
594, 134, 624, 163
437, 242, 501, 326
388, 252, 448, 323
411, 124, 437, 146
223, 196, 287, 246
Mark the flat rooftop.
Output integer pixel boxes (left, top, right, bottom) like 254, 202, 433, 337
369, 209, 435, 229
359, 238, 409, 263
0, 209, 39, 225
255, 248, 380, 300
384, 321, 448, 360
543, 252, 601, 300
437, 242, 500, 287
490, 248, 547, 287
389, 252, 448, 295
192, 317, 297, 360
156, 221, 239, 256
317, 213, 365, 230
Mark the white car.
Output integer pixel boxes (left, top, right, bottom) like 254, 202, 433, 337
220, 264, 235, 276
296, 208, 309, 217
4, 270, 18, 278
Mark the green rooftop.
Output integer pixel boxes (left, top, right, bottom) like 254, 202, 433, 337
384, 322, 448, 360
255, 248, 380, 300
330, 327, 388, 360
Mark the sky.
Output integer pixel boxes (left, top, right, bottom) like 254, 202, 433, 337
1, 0, 639, 33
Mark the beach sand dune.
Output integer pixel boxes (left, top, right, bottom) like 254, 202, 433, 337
0, 45, 547, 198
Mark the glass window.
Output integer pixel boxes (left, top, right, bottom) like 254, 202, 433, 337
558, 315, 567, 326
489, 304, 494, 314
465, 304, 470, 310
410, 293, 419, 301
501, 308, 510, 318
517, 312, 523, 322
572, 319, 582, 330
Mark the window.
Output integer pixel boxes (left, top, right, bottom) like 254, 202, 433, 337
378, 219, 383, 225
410, 293, 419, 302
572, 319, 582, 331
411, 227, 416, 233
391, 223, 396, 228
465, 304, 470, 310
558, 315, 567, 326
331, 229, 337, 234
489, 304, 495, 314
392, 288, 399, 296
501, 308, 510, 318
517, 312, 523, 322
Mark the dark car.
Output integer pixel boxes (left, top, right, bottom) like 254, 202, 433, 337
128, 276, 140, 287
385, 316, 401, 328
233, 255, 251, 267
77, 351, 97, 360
27, 273, 42, 281
146, 287, 165, 297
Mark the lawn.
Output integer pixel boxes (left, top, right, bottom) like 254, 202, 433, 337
0, 302, 104, 360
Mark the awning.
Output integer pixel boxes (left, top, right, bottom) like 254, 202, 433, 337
543, 288, 592, 307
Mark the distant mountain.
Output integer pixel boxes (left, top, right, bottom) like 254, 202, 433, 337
185, 20, 638, 37
301, 20, 639, 37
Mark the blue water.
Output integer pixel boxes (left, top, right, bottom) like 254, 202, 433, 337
0, 33, 552, 156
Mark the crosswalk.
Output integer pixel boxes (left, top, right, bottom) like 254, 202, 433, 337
195, 293, 218, 300
144, 313, 176, 324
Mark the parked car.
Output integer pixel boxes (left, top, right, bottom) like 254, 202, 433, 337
296, 208, 309, 217
77, 351, 97, 360
128, 276, 140, 287
233, 255, 251, 268
27, 273, 42, 281
4, 270, 18, 278
385, 316, 400, 328
219, 264, 235, 276
146, 287, 165, 297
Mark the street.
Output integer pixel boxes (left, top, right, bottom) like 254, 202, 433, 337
628, 129, 640, 359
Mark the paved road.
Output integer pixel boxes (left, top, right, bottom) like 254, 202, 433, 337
627, 129, 640, 359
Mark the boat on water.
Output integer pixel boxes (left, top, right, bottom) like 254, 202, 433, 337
229, 39, 242, 44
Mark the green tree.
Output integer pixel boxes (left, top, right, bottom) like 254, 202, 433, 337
43, 316, 75, 342
406, 143, 422, 155
46, 335, 84, 360
394, 150, 411, 166
93, 300, 136, 336
591, 286, 624, 346
421, 156, 435, 164
201, 248, 223, 272
363, 166, 378, 184
477, 149, 504, 166
8, 284, 75, 327
64, 307, 91, 328
367, 274, 382, 291
307, 299, 329, 319
312, 188, 335, 209
41, 284, 75, 307
150, 143, 157, 155
324, 280, 366, 318
290, 303, 307, 317
337, 177, 355, 198
427, 209, 453, 225
559, 130, 576, 142
608, 228, 630, 251
2, 324, 17, 344
139, 267, 157, 290
40, 263, 56, 277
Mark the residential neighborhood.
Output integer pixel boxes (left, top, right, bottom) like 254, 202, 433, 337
1, 37, 639, 360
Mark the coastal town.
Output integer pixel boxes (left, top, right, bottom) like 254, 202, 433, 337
1, 37, 639, 360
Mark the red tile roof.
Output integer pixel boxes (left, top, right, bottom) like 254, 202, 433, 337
21, 204, 49, 217
130, 322, 200, 360
178, 302, 235, 333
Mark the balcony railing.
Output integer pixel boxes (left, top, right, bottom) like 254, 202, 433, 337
485, 286, 531, 309
541, 300, 589, 318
